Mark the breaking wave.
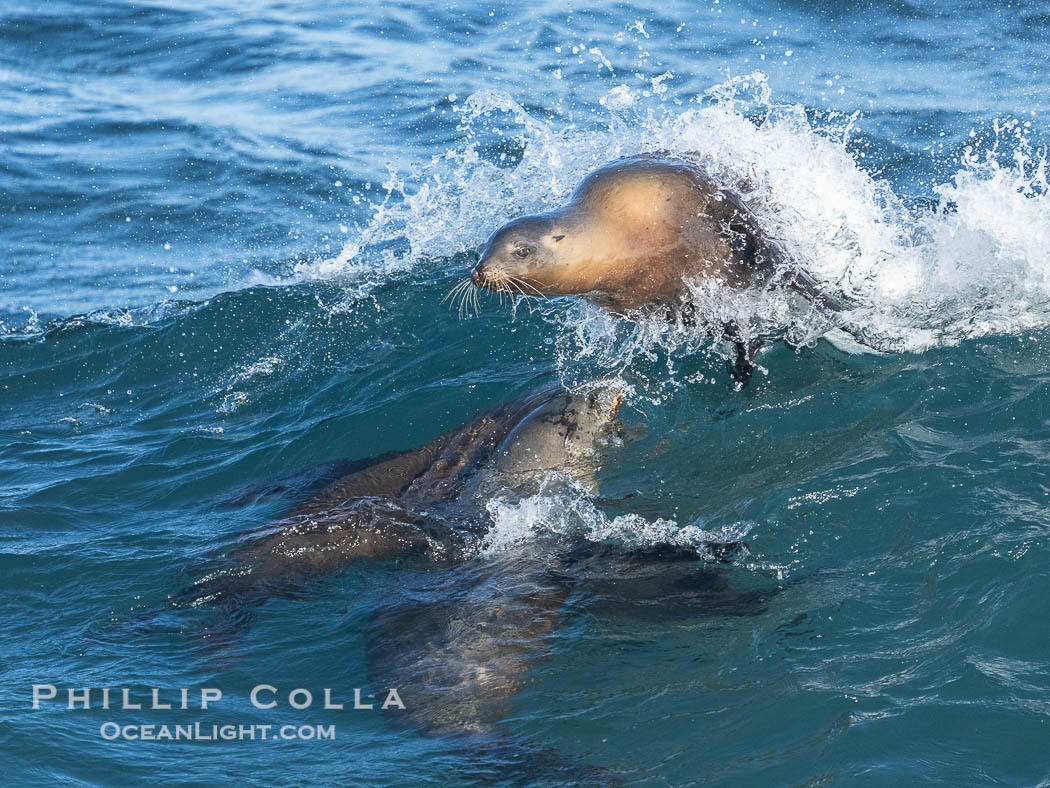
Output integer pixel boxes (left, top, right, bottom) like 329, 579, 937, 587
304, 73, 1050, 358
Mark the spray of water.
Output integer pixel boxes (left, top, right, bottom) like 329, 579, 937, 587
305, 73, 1049, 354
293, 74, 1050, 564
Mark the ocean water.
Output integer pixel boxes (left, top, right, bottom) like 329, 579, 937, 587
3, 0, 1050, 785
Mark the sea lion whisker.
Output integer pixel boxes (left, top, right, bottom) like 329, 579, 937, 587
503, 277, 526, 305
507, 278, 533, 304
457, 278, 474, 302
465, 280, 479, 317
463, 283, 478, 319
442, 277, 471, 306
487, 273, 519, 301
508, 276, 546, 299
446, 278, 475, 319
448, 280, 465, 314
456, 280, 475, 319
508, 280, 537, 315
504, 276, 526, 297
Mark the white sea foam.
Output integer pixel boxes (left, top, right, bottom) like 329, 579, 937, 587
213, 354, 286, 413
478, 473, 757, 562
303, 74, 1050, 355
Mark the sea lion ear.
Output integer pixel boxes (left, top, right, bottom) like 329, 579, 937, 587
552, 235, 565, 242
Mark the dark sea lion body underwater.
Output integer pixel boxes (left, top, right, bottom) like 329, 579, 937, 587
172, 383, 621, 775
169, 384, 761, 782
182, 380, 624, 608
471, 154, 847, 386
176, 382, 754, 780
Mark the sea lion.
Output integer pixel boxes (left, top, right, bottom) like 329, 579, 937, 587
173, 382, 625, 781
172, 382, 755, 781
179, 380, 624, 608
470, 154, 845, 387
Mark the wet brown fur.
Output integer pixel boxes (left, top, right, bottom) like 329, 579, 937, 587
472, 155, 769, 312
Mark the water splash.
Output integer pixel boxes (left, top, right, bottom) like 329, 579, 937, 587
480, 473, 757, 563
0, 300, 203, 341
307, 73, 1050, 359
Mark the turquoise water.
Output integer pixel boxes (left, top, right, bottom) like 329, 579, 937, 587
3, 1, 1050, 785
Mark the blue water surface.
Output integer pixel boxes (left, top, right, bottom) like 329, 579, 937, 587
3, 1, 1050, 785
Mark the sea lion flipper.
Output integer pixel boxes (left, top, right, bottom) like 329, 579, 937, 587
786, 270, 896, 356
366, 552, 621, 780
788, 267, 846, 313
722, 322, 763, 389
728, 341, 756, 389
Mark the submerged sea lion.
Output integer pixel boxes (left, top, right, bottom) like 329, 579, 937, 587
180, 380, 624, 608
173, 382, 757, 781
470, 155, 845, 386
174, 382, 627, 781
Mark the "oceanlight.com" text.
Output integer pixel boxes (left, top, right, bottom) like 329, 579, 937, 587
99, 722, 336, 741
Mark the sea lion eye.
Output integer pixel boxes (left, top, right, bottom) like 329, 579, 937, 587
513, 245, 532, 259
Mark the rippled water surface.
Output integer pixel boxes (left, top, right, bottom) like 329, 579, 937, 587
3, 1, 1050, 785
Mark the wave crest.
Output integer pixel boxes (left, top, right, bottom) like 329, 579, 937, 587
306, 73, 1049, 358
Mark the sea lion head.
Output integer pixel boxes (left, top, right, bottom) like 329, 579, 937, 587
472, 215, 578, 297
494, 383, 624, 485
468, 156, 770, 314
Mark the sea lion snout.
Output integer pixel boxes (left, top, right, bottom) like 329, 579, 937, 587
471, 259, 487, 287
471, 238, 502, 288
471, 245, 530, 292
